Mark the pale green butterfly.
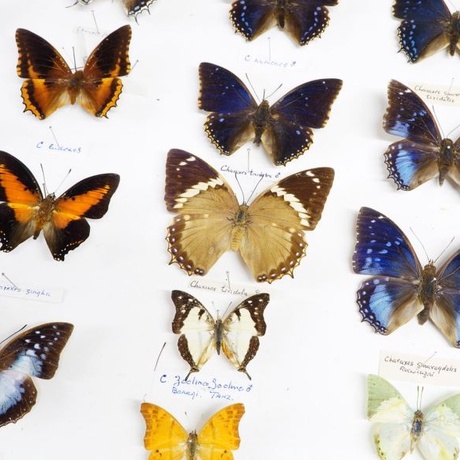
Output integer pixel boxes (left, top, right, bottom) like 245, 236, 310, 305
367, 374, 460, 460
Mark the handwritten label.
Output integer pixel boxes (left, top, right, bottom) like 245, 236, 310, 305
221, 164, 281, 180
244, 54, 296, 69
0, 282, 63, 303
412, 82, 460, 106
35, 141, 85, 154
188, 277, 264, 297
379, 350, 460, 386
154, 373, 255, 402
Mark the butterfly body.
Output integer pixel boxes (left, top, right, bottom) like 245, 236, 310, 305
16, 25, 131, 119
367, 374, 460, 460
199, 62, 342, 166
393, 0, 460, 62
172, 290, 269, 379
0, 322, 73, 427
383, 80, 460, 190
165, 149, 334, 282
0, 151, 120, 260
353, 207, 460, 347
77, 0, 154, 17
230, 0, 338, 46
141, 402, 245, 460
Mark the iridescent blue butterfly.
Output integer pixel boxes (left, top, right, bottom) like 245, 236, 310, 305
198, 62, 342, 166
383, 79, 460, 190
393, 0, 460, 62
352, 207, 460, 347
0, 322, 73, 427
230, 0, 338, 46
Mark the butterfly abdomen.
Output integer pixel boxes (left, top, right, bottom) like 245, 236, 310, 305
449, 12, 460, 55
417, 263, 437, 324
275, 0, 287, 29
252, 100, 271, 146
186, 432, 199, 460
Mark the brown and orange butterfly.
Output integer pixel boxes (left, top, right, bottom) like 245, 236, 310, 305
0, 151, 120, 260
165, 148, 334, 283
16, 25, 131, 119
140, 402, 245, 460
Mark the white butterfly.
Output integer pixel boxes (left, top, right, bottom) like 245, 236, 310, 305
367, 374, 460, 460
171, 290, 269, 380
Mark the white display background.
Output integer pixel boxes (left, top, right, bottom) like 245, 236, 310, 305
1, 0, 460, 459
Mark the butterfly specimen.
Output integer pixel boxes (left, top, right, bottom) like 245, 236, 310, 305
353, 206, 460, 347
0, 151, 120, 261
165, 149, 334, 283
140, 402, 245, 460
367, 374, 460, 460
0, 322, 73, 427
393, 0, 460, 62
16, 25, 132, 119
383, 79, 460, 190
230, 0, 338, 45
198, 62, 342, 166
171, 290, 269, 380
76, 0, 154, 18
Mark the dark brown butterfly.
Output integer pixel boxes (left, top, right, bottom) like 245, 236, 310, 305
76, 0, 154, 18
16, 25, 131, 119
0, 322, 73, 427
165, 149, 334, 283
0, 151, 120, 260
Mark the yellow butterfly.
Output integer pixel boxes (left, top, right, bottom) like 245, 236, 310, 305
140, 402, 245, 460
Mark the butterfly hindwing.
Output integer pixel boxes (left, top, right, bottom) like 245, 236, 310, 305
198, 62, 342, 166
383, 80, 460, 190
0, 322, 73, 427
141, 403, 245, 460
393, 0, 459, 62
0, 151, 120, 260
171, 290, 269, 378
16, 25, 131, 119
230, 0, 338, 45
165, 149, 334, 283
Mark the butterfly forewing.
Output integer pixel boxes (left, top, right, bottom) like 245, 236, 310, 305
197, 403, 245, 455
140, 403, 189, 458
0, 322, 73, 427
16, 25, 131, 118
165, 149, 334, 282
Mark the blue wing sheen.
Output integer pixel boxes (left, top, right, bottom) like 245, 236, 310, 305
393, 0, 451, 20
383, 80, 441, 146
198, 63, 256, 114
352, 207, 422, 280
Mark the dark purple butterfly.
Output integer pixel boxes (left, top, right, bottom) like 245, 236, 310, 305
198, 62, 342, 166
393, 0, 460, 62
383, 79, 460, 190
0, 322, 73, 427
230, 0, 338, 45
353, 207, 460, 347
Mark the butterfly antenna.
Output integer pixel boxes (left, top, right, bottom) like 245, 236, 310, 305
66, 0, 79, 8
430, 105, 446, 138
245, 176, 264, 204
226, 271, 232, 291
0, 324, 27, 346
245, 73, 261, 102
434, 236, 455, 264
153, 341, 166, 372
265, 83, 283, 100
1, 272, 19, 289
416, 386, 424, 411
409, 227, 431, 262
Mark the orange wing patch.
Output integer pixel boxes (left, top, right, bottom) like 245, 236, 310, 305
140, 403, 245, 460
0, 151, 120, 260
16, 25, 131, 119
